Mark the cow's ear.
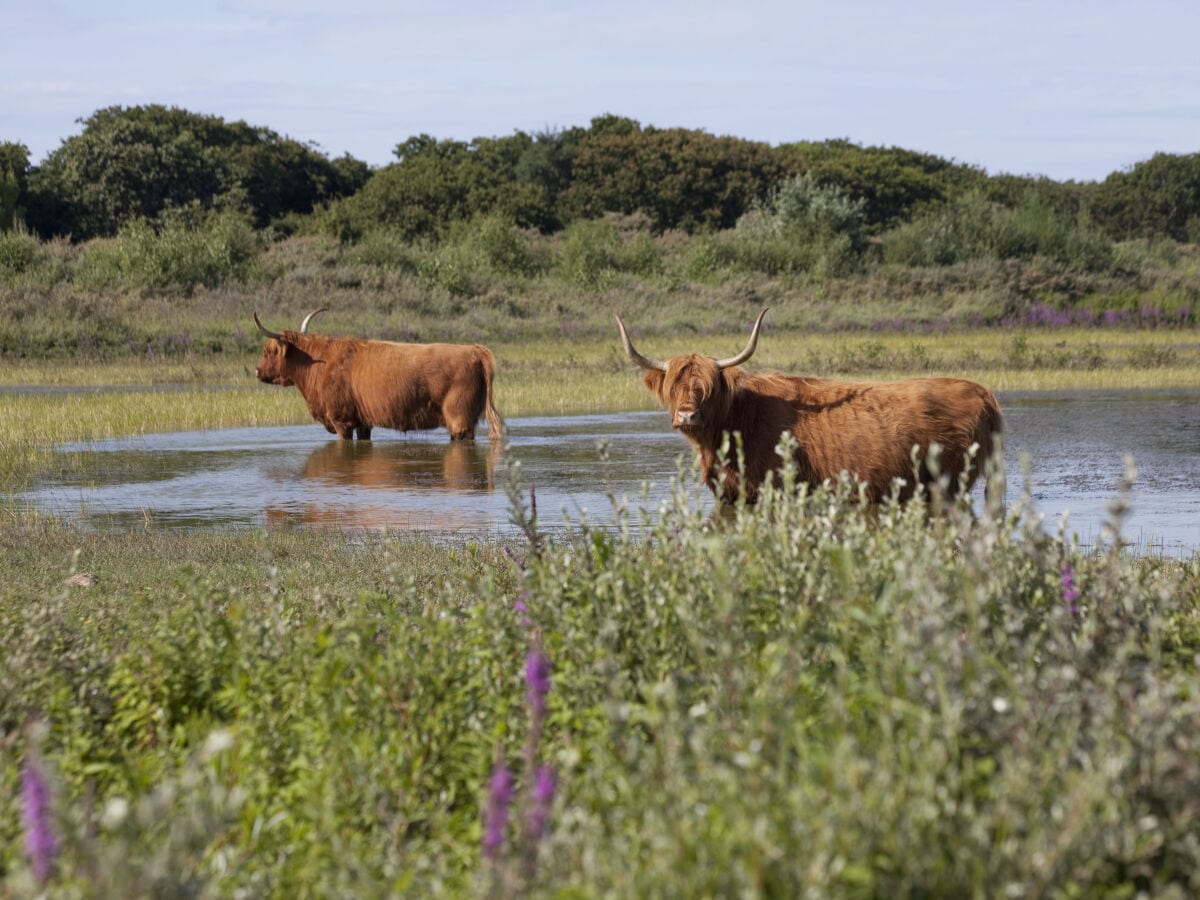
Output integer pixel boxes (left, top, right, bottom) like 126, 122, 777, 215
642, 369, 666, 399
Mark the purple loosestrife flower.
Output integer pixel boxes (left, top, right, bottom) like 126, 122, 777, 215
526, 764, 557, 842
1061, 562, 1081, 615
483, 764, 513, 861
21, 754, 58, 884
525, 649, 551, 721
514, 588, 532, 623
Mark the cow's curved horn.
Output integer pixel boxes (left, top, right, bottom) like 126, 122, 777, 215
299, 307, 326, 334
253, 311, 283, 340
715, 307, 770, 370
615, 314, 667, 372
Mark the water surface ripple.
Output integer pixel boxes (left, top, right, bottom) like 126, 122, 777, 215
14, 391, 1200, 555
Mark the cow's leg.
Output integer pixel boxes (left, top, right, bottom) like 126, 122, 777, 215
442, 398, 478, 441
333, 422, 355, 439
356, 425, 372, 440
442, 408, 475, 440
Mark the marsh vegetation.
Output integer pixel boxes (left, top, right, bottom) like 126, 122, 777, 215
3, 459, 1200, 895
3, 109, 1200, 894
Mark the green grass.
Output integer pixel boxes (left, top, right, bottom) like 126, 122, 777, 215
2, 464, 1198, 895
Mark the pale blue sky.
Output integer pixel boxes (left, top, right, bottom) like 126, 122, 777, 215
3, 0, 1198, 181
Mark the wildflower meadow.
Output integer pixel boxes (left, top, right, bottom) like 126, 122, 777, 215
2, 452, 1199, 896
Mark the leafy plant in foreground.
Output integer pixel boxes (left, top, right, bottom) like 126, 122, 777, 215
1, 451, 1197, 895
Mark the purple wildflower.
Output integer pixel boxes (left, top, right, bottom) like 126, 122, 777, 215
513, 591, 532, 628
526, 765, 557, 842
525, 649, 551, 720
482, 764, 513, 860
21, 755, 58, 884
1061, 562, 1081, 614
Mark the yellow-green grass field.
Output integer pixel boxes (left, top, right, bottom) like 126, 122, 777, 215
1, 326, 1196, 446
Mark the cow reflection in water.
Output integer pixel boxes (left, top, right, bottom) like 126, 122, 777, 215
301, 439, 497, 490
266, 439, 499, 529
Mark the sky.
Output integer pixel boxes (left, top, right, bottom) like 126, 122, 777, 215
3, 0, 1198, 183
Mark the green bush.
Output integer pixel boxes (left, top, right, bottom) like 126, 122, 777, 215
752, 172, 866, 240
0, 165, 19, 232
3, 455, 1199, 895
341, 216, 547, 300
882, 191, 996, 266
75, 210, 262, 292
680, 175, 867, 281
561, 121, 784, 231
991, 196, 1112, 270
24, 105, 365, 239
557, 218, 623, 288
0, 225, 41, 277
456, 214, 548, 278
415, 246, 480, 298
344, 228, 420, 273
1092, 152, 1200, 241
686, 218, 859, 280
882, 191, 1113, 272
689, 227, 798, 278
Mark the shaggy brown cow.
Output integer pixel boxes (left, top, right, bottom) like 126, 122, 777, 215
254, 309, 504, 441
616, 308, 1003, 505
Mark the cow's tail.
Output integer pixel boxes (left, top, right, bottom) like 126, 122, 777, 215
977, 392, 1006, 518
479, 346, 506, 442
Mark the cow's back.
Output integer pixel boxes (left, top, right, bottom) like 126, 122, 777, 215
738, 374, 1000, 498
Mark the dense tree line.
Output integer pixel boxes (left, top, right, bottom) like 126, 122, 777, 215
3, 105, 1199, 246
2, 106, 370, 240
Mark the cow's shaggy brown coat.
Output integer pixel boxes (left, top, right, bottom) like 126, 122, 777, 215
618, 309, 1002, 505
255, 314, 503, 442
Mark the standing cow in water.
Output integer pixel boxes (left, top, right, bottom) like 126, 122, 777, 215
616, 308, 1002, 504
254, 309, 504, 441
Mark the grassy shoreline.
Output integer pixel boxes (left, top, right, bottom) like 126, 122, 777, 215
2, 325, 1197, 443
